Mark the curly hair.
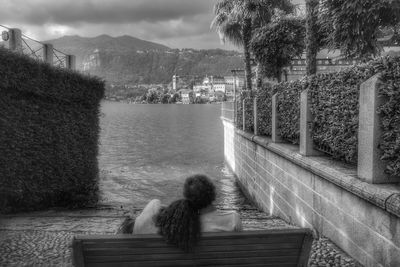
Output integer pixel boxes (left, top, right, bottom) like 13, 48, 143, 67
155, 174, 216, 251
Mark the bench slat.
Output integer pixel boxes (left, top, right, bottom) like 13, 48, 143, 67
82, 235, 303, 248
83, 243, 302, 258
85, 256, 299, 267
84, 247, 300, 257
75, 229, 309, 241
85, 249, 300, 262
73, 229, 313, 267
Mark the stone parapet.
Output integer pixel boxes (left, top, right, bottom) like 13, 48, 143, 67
224, 119, 400, 267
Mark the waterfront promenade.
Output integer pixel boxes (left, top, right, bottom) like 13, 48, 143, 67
0, 204, 358, 266
0, 103, 360, 266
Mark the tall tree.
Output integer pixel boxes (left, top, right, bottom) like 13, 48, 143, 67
320, 0, 400, 59
251, 17, 306, 82
212, 0, 294, 93
305, 0, 319, 75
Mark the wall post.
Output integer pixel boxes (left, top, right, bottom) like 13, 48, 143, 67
357, 74, 397, 183
66, 55, 76, 70
272, 93, 282, 143
242, 99, 246, 131
300, 89, 322, 156
9, 28, 22, 52
43, 43, 53, 65
253, 97, 258, 135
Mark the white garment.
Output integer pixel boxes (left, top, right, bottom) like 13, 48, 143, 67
132, 199, 242, 235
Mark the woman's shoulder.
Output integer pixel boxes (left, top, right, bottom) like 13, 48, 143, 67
133, 199, 162, 235
143, 199, 161, 211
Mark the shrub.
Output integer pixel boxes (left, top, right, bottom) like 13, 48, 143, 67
377, 56, 400, 176
309, 58, 386, 163
0, 48, 105, 213
256, 83, 277, 136
276, 80, 304, 144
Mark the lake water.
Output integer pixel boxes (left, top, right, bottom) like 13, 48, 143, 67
98, 101, 252, 213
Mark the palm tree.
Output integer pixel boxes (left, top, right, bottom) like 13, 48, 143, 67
212, 0, 294, 93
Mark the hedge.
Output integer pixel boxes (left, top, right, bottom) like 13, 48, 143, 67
0, 48, 105, 213
276, 80, 304, 144
308, 58, 385, 163
377, 57, 400, 176
256, 83, 277, 136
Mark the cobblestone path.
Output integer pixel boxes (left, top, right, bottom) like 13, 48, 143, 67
0, 207, 361, 267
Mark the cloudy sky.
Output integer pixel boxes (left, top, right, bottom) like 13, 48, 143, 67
0, 0, 304, 50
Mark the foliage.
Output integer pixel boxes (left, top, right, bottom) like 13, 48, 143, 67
0, 48, 105, 213
251, 16, 305, 82
212, 0, 295, 92
377, 57, 400, 176
305, 0, 319, 75
320, 0, 400, 58
309, 58, 386, 163
194, 96, 207, 104
146, 89, 161, 104
160, 94, 171, 104
276, 80, 304, 144
169, 93, 180, 103
255, 82, 277, 136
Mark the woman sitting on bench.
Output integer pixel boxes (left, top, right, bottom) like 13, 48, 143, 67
124, 174, 242, 251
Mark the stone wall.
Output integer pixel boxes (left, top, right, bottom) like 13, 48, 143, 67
222, 118, 400, 267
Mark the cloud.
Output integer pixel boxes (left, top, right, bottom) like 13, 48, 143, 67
0, 0, 214, 25
0, 0, 239, 50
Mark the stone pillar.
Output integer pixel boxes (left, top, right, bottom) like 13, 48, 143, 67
357, 74, 397, 183
66, 55, 76, 70
300, 89, 322, 156
272, 93, 282, 143
43, 43, 53, 65
242, 99, 246, 131
9, 28, 22, 52
253, 97, 258, 135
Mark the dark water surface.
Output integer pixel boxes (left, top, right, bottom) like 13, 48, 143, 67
98, 101, 251, 212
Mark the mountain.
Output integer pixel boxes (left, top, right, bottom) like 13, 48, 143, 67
46, 34, 169, 70
45, 35, 244, 84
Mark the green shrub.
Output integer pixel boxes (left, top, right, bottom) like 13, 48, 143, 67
276, 80, 304, 144
256, 83, 277, 136
309, 58, 385, 163
377, 57, 400, 176
0, 48, 105, 213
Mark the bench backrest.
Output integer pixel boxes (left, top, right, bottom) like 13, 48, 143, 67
73, 229, 313, 267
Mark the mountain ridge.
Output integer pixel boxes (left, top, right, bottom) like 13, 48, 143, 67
45, 34, 244, 84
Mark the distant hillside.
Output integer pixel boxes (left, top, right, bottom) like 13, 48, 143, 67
45, 35, 244, 84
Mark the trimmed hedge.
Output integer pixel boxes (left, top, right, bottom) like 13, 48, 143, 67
276, 80, 304, 144
0, 48, 105, 213
309, 59, 385, 163
377, 57, 400, 176
256, 83, 277, 136
237, 55, 400, 176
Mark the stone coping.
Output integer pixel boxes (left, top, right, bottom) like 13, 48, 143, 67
223, 118, 400, 218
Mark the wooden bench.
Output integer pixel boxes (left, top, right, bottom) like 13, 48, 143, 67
72, 229, 313, 267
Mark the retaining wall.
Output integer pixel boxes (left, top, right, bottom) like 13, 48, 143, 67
222, 118, 400, 267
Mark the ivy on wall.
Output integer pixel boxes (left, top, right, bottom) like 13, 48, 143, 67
0, 48, 105, 213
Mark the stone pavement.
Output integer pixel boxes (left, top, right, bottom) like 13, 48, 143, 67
0, 207, 361, 267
